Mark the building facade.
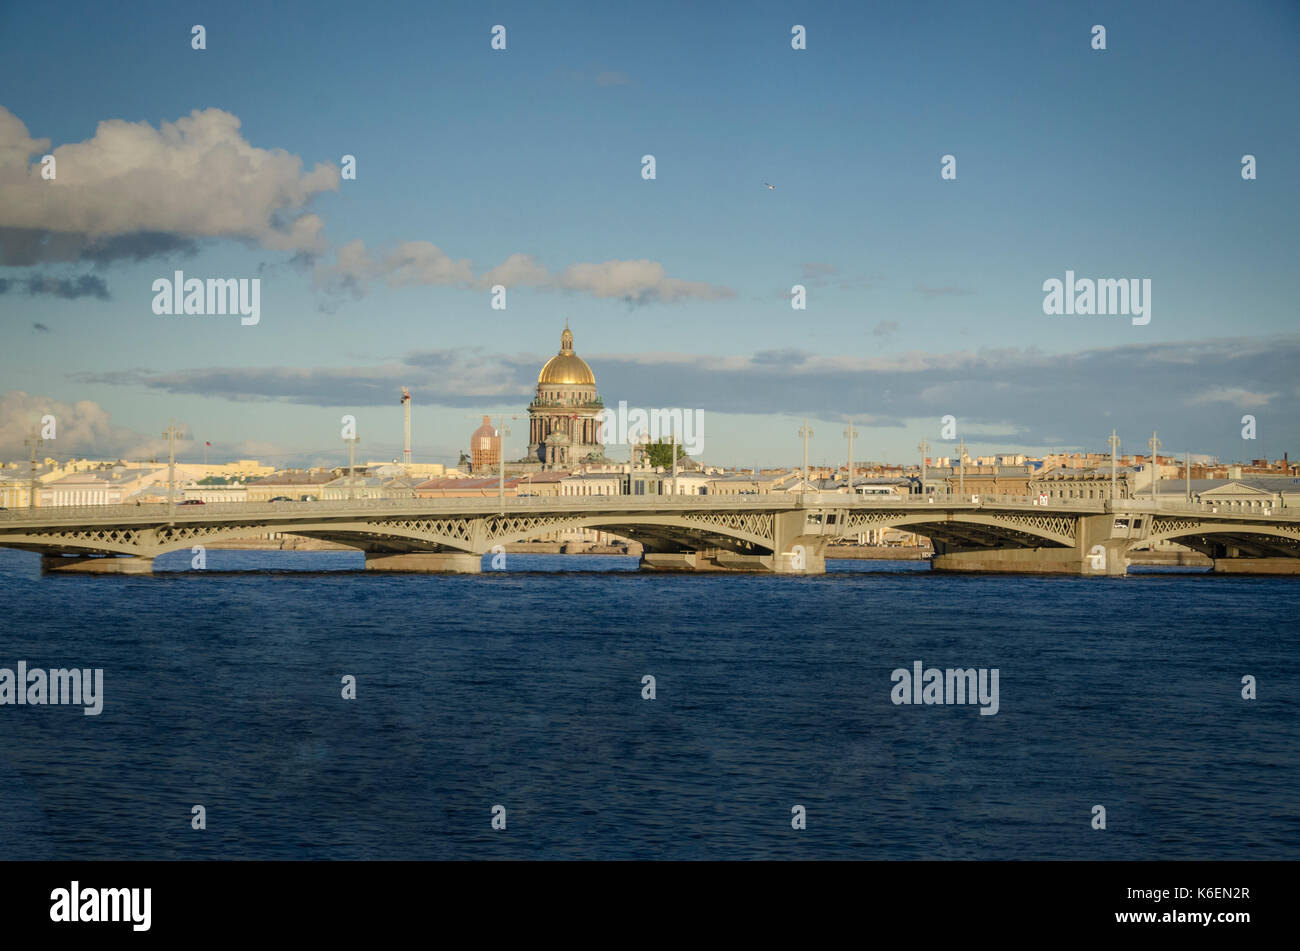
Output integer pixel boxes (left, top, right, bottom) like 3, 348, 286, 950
1031, 467, 1137, 501
526, 324, 605, 469
246, 470, 336, 502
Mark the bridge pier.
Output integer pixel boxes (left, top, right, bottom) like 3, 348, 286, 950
640, 552, 702, 571
363, 552, 482, 573
639, 550, 777, 573
639, 544, 827, 574
930, 548, 1121, 575
40, 554, 155, 575
1211, 557, 1300, 575
771, 545, 827, 574
931, 516, 1131, 576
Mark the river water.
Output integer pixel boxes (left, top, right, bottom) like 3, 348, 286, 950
0, 548, 1295, 859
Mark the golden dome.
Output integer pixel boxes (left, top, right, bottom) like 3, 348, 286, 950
537, 323, 595, 385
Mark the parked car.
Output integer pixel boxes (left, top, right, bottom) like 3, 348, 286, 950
178, 499, 206, 505
268, 496, 295, 502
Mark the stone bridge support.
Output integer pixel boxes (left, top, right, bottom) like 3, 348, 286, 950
363, 552, 483, 573
1210, 558, 1300, 575
771, 509, 830, 574
637, 507, 831, 574
41, 554, 156, 575
930, 514, 1130, 576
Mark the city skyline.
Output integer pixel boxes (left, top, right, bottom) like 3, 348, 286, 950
2, 0, 1297, 467
0, 0, 1296, 894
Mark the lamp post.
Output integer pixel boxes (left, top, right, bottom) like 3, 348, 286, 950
495, 414, 519, 514
957, 438, 967, 498
161, 420, 183, 520
344, 432, 359, 500
844, 419, 858, 495
671, 422, 679, 496
917, 437, 930, 499
24, 426, 43, 511
1147, 431, 1162, 500
798, 420, 814, 495
1108, 428, 1121, 500
498, 419, 511, 512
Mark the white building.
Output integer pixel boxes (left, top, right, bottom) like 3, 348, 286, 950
184, 483, 249, 503
560, 473, 622, 496
661, 472, 710, 495
39, 468, 165, 506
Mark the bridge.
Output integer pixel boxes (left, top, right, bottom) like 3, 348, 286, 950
3, 493, 1299, 576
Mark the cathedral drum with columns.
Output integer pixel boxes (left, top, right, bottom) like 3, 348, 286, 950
527, 324, 606, 468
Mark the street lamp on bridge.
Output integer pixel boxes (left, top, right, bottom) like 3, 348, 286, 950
1108, 429, 1121, 499
343, 431, 360, 500
798, 420, 814, 495
917, 437, 930, 499
1147, 430, 1162, 500
24, 426, 43, 511
161, 420, 183, 520
957, 438, 967, 498
496, 415, 518, 514
843, 419, 858, 494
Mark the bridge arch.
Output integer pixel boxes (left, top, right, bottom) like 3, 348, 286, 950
483, 511, 776, 553
835, 509, 1077, 550
1127, 517, 1300, 559
0, 517, 485, 559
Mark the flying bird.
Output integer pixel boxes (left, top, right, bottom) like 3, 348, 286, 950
762, 182, 775, 190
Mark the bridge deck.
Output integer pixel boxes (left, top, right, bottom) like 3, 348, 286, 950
1, 493, 1290, 530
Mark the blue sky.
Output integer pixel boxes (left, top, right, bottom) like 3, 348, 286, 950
1, 0, 1297, 468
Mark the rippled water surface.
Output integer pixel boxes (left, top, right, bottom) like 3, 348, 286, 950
0, 548, 1295, 859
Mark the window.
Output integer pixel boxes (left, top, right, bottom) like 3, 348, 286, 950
635, 481, 645, 495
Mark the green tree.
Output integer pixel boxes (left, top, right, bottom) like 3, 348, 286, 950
641, 438, 688, 469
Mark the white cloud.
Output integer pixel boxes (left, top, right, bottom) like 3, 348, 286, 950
0, 391, 166, 459
1, 105, 733, 307
316, 245, 732, 305
477, 253, 550, 288
557, 259, 734, 304
313, 239, 473, 297
0, 106, 338, 263
385, 241, 474, 287
1187, 386, 1275, 408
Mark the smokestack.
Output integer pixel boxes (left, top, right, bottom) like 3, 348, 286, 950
400, 387, 411, 465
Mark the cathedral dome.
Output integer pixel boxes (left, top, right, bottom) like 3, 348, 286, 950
537, 324, 595, 386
